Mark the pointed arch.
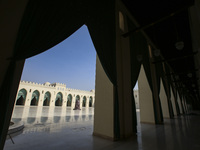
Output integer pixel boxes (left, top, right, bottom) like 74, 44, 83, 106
43, 91, 51, 106
89, 96, 93, 107
73, 95, 81, 110
55, 92, 63, 106
16, 88, 27, 105
67, 94, 72, 107
30, 90, 40, 106
82, 96, 87, 107
76, 95, 80, 102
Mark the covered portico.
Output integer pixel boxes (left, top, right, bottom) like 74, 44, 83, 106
1, 0, 200, 149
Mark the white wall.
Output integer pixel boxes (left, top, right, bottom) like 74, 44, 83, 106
93, 56, 114, 140
138, 65, 155, 123
15, 81, 95, 108
160, 79, 170, 118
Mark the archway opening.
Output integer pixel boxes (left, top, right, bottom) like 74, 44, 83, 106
43, 92, 51, 106
30, 90, 40, 106
43, 98, 49, 106
10, 25, 96, 148
16, 96, 24, 105
55, 98, 62, 106
16, 89, 27, 105
89, 96, 93, 107
74, 95, 81, 110
82, 96, 86, 107
31, 97, 37, 106
55, 92, 63, 106
67, 94, 72, 107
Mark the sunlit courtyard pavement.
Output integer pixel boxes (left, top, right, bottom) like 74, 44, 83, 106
4, 106, 200, 150
4, 106, 95, 150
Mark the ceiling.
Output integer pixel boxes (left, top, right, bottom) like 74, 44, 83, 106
122, 0, 200, 103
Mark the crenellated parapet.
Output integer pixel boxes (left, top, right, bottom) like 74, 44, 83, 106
19, 81, 95, 94
50, 82, 66, 87
16, 80, 95, 108
16, 81, 96, 107
20, 80, 56, 89
66, 88, 95, 94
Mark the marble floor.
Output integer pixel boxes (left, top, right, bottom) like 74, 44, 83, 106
4, 106, 200, 150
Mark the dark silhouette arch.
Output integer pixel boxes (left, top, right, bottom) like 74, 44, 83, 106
43, 91, 51, 106
74, 95, 81, 110
30, 90, 40, 106
16, 95, 24, 105
89, 96, 93, 107
82, 96, 86, 107
67, 94, 72, 107
55, 92, 63, 106
16, 89, 27, 105
31, 97, 37, 106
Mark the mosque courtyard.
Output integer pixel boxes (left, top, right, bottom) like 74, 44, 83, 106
4, 106, 200, 150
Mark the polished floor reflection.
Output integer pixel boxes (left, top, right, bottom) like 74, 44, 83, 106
4, 106, 200, 150
10, 106, 94, 134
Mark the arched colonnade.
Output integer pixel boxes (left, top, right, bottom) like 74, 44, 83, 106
15, 81, 95, 109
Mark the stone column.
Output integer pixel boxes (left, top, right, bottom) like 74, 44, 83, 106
86, 97, 89, 108
93, 96, 95, 107
138, 65, 155, 123
71, 95, 76, 109
160, 79, 170, 118
177, 93, 183, 114
38, 92, 44, 106
79, 96, 83, 109
25, 88, 32, 106
62, 92, 67, 108
170, 87, 177, 116
93, 56, 114, 140
178, 93, 185, 114
116, 28, 134, 138
50, 91, 56, 107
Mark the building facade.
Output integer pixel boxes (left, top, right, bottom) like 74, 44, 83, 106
15, 81, 139, 109
15, 81, 95, 109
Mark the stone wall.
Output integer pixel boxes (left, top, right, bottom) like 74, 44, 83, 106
15, 81, 95, 108
16, 81, 139, 109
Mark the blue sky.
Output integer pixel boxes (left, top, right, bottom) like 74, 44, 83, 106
21, 25, 138, 91
21, 25, 96, 91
